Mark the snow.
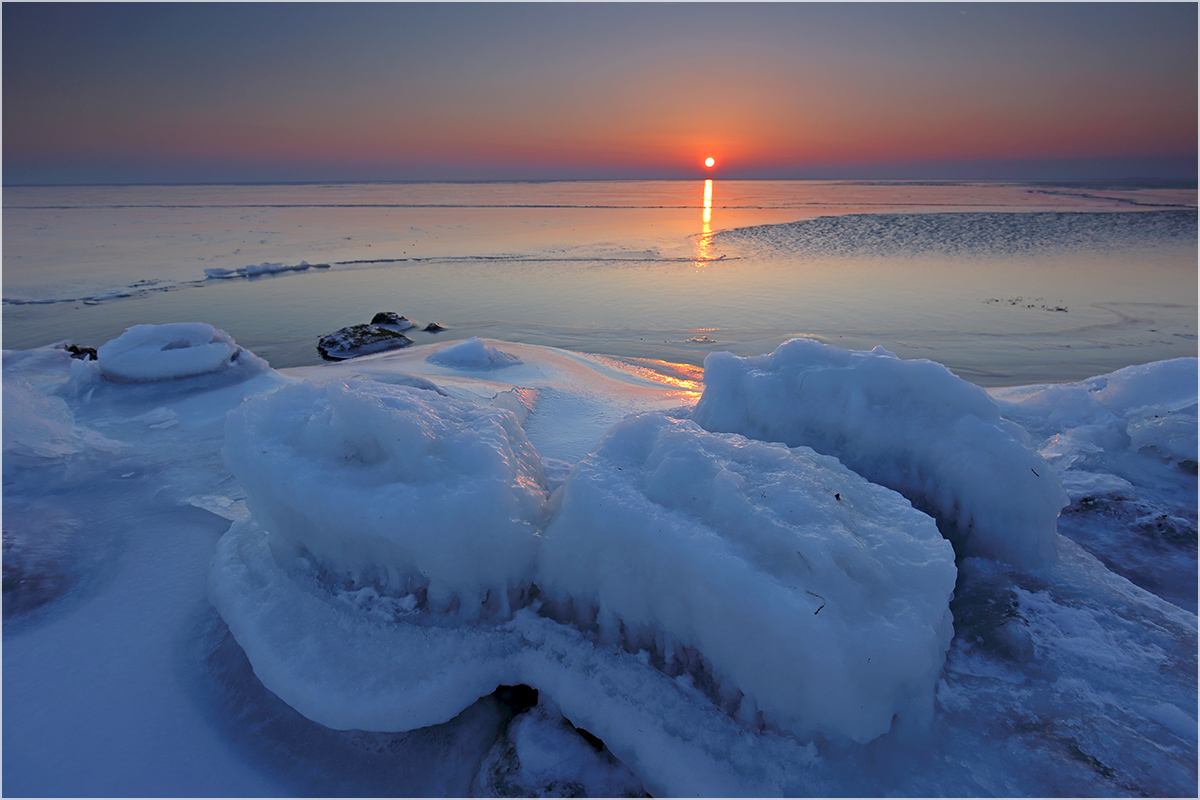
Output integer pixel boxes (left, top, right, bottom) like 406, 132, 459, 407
4, 324, 1196, 797
537, 411, 957, 743
692, 338, 1068, 567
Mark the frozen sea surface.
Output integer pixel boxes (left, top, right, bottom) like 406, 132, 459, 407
3, 324, 1196, 797
3, 180, 1195, 385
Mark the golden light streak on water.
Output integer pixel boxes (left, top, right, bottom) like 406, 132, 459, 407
695, 179, 715, 265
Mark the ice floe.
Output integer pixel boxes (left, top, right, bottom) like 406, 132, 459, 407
204, 260, 328, 280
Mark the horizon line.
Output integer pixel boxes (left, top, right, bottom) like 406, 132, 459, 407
6, 176, 1198, 190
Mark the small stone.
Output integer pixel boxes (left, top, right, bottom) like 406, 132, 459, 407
61, 344, 97, 361
317, 324, 413, 361
370, 312, 418, 332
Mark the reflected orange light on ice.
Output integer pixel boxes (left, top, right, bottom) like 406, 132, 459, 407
588, 354, 704, 393
597, 357, 700, 393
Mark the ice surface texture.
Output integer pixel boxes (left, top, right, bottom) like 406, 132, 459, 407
992, 357, 1199, 611
715, 210, 1198, 260
692, 338, 1067, 567
3, 379, 87, 459
95, 322, 268, 382
997, 357, 1199, 476
223, 379, 548, 612
538, 412, 957, 743
215, 370, 958, 747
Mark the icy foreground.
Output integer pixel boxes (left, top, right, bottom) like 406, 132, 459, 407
4, 326, 1197, 797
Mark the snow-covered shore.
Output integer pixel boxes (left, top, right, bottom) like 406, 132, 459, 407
4, 324, 1196, 796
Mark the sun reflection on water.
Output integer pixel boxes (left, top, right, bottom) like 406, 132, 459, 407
695, 179, 715, 264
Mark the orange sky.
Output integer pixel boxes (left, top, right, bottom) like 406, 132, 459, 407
4, 3, 1196, 183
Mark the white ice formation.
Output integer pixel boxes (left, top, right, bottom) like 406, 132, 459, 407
95, 322, 268, 382
212, 349, 959, 752
222, 379, 548, 612
691, 338, 1068, 567
995, 356, 1198, 482
428, 336, 523, 369
204, 261, 326, 279
538, 412, 957, 743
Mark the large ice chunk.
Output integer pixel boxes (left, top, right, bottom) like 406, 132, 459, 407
692, 339, 1066, 567
96, 322, 267, 382
537, 412, 957, 744
223, 379, 548, 611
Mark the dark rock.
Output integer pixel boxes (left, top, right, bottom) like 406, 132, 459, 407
63, 344, 97, 361
317, 325, 413, 361
423, 322, 446, 333
369, 312, 418, 333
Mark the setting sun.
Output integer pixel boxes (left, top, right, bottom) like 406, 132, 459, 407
704, 157, 715, 168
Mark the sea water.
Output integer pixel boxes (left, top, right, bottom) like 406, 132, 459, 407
4, 180, 1195, 385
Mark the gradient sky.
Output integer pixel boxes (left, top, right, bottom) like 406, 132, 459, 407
4, 2, 1196, 184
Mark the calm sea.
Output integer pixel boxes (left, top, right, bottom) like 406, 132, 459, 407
3, 180, 1195, 385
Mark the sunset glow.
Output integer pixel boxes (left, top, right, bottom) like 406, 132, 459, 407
2, 3, 1195, 184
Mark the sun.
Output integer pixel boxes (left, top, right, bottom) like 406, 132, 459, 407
704, 157, 716, 168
